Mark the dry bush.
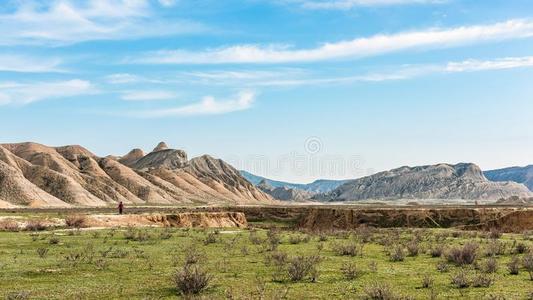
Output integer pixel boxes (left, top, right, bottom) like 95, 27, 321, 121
24, 220, 46, 231
446, 242, 478, 266
436, 261, 449, 273
288, 234, 306, 245
204, 232, 217, 245
5, 291, 30, 300
363, 282, 397, 300
450, 270, 470, 288
287, 254, 321, 282
507, 256, 520, 275
472, 273, 494, 288
265, 229, 281, 251
368, 261, 378, 273
173, 264, 212, 295
482, 257, 498, 273
389, 246, 405, 262
513, 242, 529, 254
406, 240, 420, 257
429, 244, 444, 258
524, 253, 533, 280
94, 258, 109, 271
421, 274, 433, 289
49, 236, 60, 245
36, 247, 49, 259
265, 250, 288, 267
340, 262, 361, 280
65, 215, 87, 228
249, 230, 263, 245
183, 245, 204, 266
484, 240, 507, 257
488, 228, 502, 239
332, 241, 359, 257
0, 219, 19, 232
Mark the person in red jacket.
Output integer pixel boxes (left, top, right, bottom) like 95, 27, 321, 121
118, 201, 124, 215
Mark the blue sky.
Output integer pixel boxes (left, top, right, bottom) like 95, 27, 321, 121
1, 0, 533, 183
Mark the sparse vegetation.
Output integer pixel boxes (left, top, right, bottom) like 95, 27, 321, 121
0, 214, 531, 299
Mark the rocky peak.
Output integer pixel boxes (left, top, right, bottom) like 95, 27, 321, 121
153, 142, 169, 152
119, 148, 146, 167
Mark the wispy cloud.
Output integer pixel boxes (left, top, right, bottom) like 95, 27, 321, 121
133, 19, 533, 64
0, 0, 206, 46
0, 55, 64, 73
106, 73, 143, 84
121, 90, 177, 101
289, 0, 446, 10
0, 79, 93, 105
129, 91, 255, 117
254, 56, 533, 86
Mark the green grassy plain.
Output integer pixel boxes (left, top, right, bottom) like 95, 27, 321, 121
0, 222, 532, 299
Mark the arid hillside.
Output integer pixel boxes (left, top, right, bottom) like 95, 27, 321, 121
0, 142, 273, 207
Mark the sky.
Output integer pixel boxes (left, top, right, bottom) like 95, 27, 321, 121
1, 0, 533, 183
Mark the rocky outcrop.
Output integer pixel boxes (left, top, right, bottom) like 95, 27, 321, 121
0, 142, 273, 207
485, 165, 533, 191
318, 163, 532, 202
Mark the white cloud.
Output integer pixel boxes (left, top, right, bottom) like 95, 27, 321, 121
134, 19, 533, 64
131, 91, 255, 117
106, 73, 142, 84
293, 0, 445, 9
255, 56, 533, 86
0, 0, 205, 46
121, 90, 177, 101
0, 79, 93, 105
158, 0, 177, 7
0, 55, 64, 73
444, 56, 533, 72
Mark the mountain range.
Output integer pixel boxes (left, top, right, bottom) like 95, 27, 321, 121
243, 163, 532, 202
0, 142, 273, 208
484, 165, 533, 191
239, 170, 348, 193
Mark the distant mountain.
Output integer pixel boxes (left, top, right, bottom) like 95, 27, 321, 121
0, 142, 274, 208
317, 163, 532, 202
256, 180, 314, 201
484, 165, 533, 191
240, 170, 349, 194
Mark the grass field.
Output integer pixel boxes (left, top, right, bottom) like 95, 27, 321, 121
1, 219, 532, 299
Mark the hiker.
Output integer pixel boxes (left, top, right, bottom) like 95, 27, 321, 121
118, 201, 124, 215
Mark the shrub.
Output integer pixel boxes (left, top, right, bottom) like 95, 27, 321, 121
368, 261, 378, 273
406, 240, 419, 257
450, 270, 470, 288
204, 232, 217, 245
436, 261, 449, 273
183, 245, 204, 265
265, 229, 281, 251
25, 220, 46, 231
446, 242, 478, 266
249, 230, 262, 245
0, 219, 19, 232
485, 240, 507, 257
421, 274, 433, 289
389, 246, 405, 262
488, 228, 502, 239
5, 291, 30, 300
524, 253, 533, 281
49, 236, 60, 245
173, 264, 212, 295
287, 254, 321, 282
507, 256, 520, 275
36, 247, 49, 259
65, 215, 87, 228
94, 258, 109, 271
159, 229, 173, 240
514, 242, 529, 254
340, 262, 361, 280
265, 251, 288, 267
363, 282, 397, 300
483, 257, 498, 273
472, 273, 493, 288
332, 242, 359, 257
429, 245, 444, 258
